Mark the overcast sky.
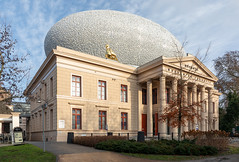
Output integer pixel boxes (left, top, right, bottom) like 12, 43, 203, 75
1, 0, 238, 87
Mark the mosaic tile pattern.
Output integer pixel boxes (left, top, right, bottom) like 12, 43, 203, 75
44, 10, 185, 66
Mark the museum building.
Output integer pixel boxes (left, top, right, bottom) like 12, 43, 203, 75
24, 10, 220, 141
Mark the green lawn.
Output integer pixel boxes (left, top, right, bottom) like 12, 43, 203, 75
123, 146, 239, 161
0, 144, 56, 162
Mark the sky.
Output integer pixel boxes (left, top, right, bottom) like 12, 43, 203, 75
0, 0, 239, 88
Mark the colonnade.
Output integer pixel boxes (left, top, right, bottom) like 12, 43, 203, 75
139, 74, 219, 137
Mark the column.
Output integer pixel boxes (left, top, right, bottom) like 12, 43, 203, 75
147, 80, 153, 136
159, 75, 167, 135
197, 91, 201, 130
183, 82, 188, 132
0, 123, 2, 134
172, 78, 178, 136
208, 88, 213, 130
137, 83, 142, 131
188, 89, 192, 130
192, 84, 197, 130
200, 86, 205, 131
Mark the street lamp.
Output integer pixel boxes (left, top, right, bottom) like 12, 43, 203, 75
37, 100, 47, 152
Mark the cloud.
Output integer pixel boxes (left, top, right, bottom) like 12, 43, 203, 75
1, 0, 239, 83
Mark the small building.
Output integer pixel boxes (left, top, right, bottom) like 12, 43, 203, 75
24, 10, 220, 142
13, 102, 30, 140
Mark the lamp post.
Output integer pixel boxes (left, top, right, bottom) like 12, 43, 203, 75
37, 100, 47, 152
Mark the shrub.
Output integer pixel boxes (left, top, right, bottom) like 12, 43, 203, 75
182, 130, 229, 150
74, 136, 126, 147
95, 139, 217, 156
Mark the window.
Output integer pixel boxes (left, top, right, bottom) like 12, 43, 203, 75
50, 77, 53, 98
213, 102, 215, 113
50, 109, 53, 130
72, 109, 81, 129
166, 88, 170, 104
121, 85, 127, 102
99, 111, 106, 129
39, 88, 42, 99
72, 75, 81, 97
45, 112, 47, 130
45, 84, 47, 100
152, 88, 157, 104
142, 89, 147, 104
98, 80, 106, 100
121, 112, 128, 130
167, 118, 170, 135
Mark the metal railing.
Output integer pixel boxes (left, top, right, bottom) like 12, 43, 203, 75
71, 132, 178, 141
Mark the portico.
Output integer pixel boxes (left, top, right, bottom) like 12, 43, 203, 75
137, 55, 220, 137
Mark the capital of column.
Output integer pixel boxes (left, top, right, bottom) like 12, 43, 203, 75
159, 74, 166, 79
147, 79, 152, 84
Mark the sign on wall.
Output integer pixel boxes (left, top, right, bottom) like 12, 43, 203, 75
59, 120, 65, 128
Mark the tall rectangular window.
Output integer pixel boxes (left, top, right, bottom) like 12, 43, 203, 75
167, 117, 170, 135
45, 84, 47, 100
121, 112, 128, 130
152, 88, 157, 104
98, 80, 106, 100
142, 89, 147, 105
50, 109, 53, 130
50, 77, 53, 98
39, 88, 42, 100
72, 109, 81, 129
99, 111, 106, 129
166, 88, 170, 104
72, 75, 81, 97
45, 112, 47, 130
121, 85, 127, 102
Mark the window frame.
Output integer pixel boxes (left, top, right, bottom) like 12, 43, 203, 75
98, 80, 107, 100
121, 84, 128, 102
72, 108, 82, 129
152, 88, 157, 104
121, 112, 128, 130
166, 88, 170, 104
72, 75, 82, 97
142, 88, 147, 105
99, 111, 107, 130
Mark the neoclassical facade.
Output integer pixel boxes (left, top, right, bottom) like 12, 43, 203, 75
24, 10, 220, 141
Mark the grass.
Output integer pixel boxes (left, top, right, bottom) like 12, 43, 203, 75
0, 144, 56, 162
123, 153, 205, 161
123, 146, 239, 161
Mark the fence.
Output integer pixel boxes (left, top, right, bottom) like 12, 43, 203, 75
68, 131, 179, 143
0, 133, 11, 144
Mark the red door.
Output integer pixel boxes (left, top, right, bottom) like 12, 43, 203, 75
155, 113, 158, 135
142, 114, 147, 135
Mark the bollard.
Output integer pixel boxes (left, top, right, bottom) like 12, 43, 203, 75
137, 131, 145, 142
158, 133, 160, 140
172, 132, 174, 140
127, 133, 129, 140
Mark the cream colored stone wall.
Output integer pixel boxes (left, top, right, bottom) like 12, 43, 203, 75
55, 60, 138, 141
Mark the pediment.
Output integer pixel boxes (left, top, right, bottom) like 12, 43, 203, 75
165, 57, 217, 81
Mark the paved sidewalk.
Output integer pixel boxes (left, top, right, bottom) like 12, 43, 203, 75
28, 141, 239, 162
27, 141, 157, 162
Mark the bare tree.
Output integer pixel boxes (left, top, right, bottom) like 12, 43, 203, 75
159, 40, 211, 141
0, 21, 29, 104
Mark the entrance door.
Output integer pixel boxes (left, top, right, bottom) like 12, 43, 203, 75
142, 114, 147, 135
154, 113, 158, 135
